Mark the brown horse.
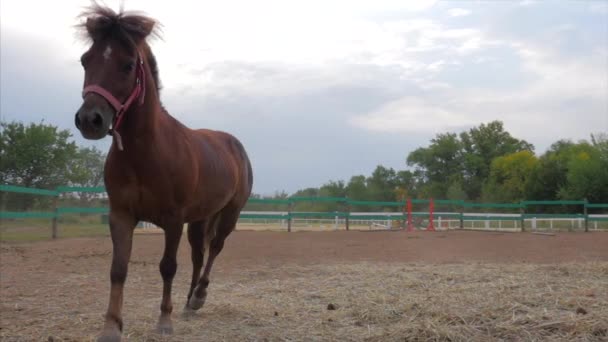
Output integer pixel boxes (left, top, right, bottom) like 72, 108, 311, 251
73, 5, 253, 341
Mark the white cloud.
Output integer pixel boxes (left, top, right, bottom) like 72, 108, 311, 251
589, 2, 608, 14
350, 97, 475, 134
447, 8, 471, 17
518, 0, 539, 7
351, 39, 607, 152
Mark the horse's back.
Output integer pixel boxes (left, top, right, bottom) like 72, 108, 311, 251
190, 128, 253, 205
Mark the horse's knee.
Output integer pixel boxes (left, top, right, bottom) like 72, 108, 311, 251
159, 257, 177, 281
110, 262, 128, 284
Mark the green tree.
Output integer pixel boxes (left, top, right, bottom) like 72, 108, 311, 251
67, 146, 106, 201
1, 121, 79, 209
483, 150, 539, 202
407, 132, 463, 198
557, 140, 608, 203
345, 175, 367, 200
525, 140, 574, 201
366, 165, 397, 202
460, 121, 533, 199
394, 170, 416, 200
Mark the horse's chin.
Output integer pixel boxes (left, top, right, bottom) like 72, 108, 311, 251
79, 128, 108, 140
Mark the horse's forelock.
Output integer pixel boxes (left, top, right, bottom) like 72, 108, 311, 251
77, 3, 161, 46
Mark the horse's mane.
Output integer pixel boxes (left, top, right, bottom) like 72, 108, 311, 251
77, 3, 163, 92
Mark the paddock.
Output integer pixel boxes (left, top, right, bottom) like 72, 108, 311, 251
1, 229, 607, 341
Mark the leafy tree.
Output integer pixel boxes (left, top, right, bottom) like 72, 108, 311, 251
1, 121, 80, 210
460, 121, 533, 199
346, 175, 368, 200
483, 151, 539, 202
0, 121, 78, 188
366, 165, 397, 202
394, 170, 416, 200
407, 132, 463, 198
446, 181, 467, 201
319, 180, 346, 198
67, 146, 106, 202
525, 140, 574, 200
557, 141, 608, 203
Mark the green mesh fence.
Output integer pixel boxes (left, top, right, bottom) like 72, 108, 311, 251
2, 184, 607, 240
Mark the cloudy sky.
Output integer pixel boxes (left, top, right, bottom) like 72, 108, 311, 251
1, 0, 607, 194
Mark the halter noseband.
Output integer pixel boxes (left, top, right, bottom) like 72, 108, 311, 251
81, 51, 146, 151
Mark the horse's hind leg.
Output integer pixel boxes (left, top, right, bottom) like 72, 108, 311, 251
156, 222, 184, 335
183, 219, 207, 313
187, 206, 239, 310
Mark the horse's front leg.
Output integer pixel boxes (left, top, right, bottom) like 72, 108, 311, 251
99, 211, 136, 342
156, 222, 183, 334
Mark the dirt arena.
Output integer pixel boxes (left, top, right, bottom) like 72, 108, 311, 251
1, 230, 607, 341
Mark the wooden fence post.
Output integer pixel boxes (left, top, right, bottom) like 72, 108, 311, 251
459, 201, 464, 229
401, 198, 407, 229
345, 199, 350, 231
520, 202, 525, 232
287, 201, 293, 233
51, 195, 59, 239
584, 198, 588, 233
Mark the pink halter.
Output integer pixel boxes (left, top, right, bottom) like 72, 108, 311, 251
82, 52, 146, 150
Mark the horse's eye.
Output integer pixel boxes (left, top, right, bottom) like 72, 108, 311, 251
123, 61, 135, 73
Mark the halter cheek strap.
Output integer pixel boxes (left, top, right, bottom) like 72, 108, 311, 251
81, 52, 146, 151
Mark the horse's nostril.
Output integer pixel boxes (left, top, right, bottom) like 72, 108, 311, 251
92, 113, 103, 128
75, 112, 81, 129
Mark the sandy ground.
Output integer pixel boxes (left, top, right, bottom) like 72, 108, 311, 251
1, 230, 607, 341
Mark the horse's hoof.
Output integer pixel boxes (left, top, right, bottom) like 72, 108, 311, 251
97, 332, 121, 342
187, 294, 206, 310
182, 305, 197, 318
156, 324, 173, 335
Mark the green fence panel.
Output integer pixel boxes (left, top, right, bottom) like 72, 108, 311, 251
57, 207, 109, 214
411, 199, 430, 204
522, 200, 586, 206
56, 186, 106, 193
290, 197, 347, 203
0, 211, 56, 219
247, 198, 292, 205
434, 199, 463, 205
586, 203, 608, 209
0, 185, 58, 196
347, 200, 404, 207
463, 202, 522, 209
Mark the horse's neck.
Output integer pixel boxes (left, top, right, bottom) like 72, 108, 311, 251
117, 63, 168, 146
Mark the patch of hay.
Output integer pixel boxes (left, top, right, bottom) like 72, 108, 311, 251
2, 260, 607, 341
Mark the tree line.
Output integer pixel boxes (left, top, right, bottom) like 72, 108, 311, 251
2, 120, 607, 212
247, 121, 608, 212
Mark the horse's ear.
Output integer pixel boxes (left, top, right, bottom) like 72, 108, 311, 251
120, 15, 159, 42
85, 16, 113, 42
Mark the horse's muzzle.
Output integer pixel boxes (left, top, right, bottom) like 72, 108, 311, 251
74, 107, 110, 140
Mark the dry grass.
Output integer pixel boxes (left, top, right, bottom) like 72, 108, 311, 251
2, 260, 607, 341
